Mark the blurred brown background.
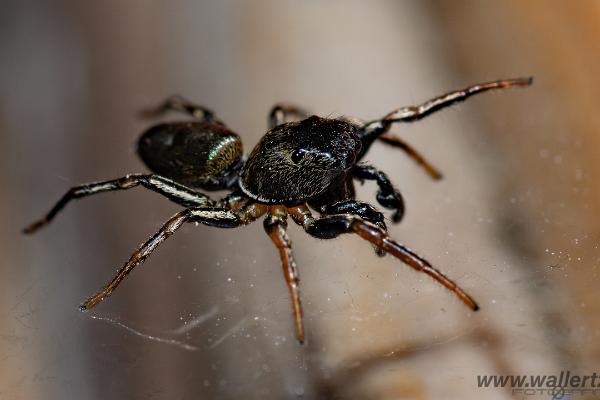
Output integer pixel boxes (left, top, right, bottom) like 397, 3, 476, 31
1, 1, 599, 399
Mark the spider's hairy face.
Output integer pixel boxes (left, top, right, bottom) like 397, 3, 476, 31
240, 116, 362, 204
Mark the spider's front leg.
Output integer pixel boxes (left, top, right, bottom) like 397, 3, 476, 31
80, 203, 267, 310
288, 204, 479, 311
357, 77, 533, 161
362, 77, 533, 136
23, 174, 215, 234
263, 206, 305, 343
352, 165, 405, 223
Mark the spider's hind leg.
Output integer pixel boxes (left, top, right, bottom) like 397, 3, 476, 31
268, 103, 310, 128
23, 174, 215, 234
80, 203, 266, 310
140, 95, 215, 121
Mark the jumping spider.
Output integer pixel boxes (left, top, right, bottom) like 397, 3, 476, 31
24, 77, 532, 343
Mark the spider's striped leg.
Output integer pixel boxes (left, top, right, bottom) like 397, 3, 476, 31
268, 103, 310, 128
80, 203, 267, 311
139, 95, 215, 121
288, 205, 479, 311
23, 174, 214, 234
264, 205, 305, 343
358, 77, 533, 157
352, 165, 405, 223
377, 134, 443, 180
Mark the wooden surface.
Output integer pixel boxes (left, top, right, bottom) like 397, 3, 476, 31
1, 1, 597, 399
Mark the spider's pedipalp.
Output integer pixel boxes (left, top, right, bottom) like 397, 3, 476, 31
320, 200, 386, 230
80, 204, 266, 311
23, 174, 215, 234
288, 205, 479, 312
319, 199, 387, 256
264, 205, 305, 343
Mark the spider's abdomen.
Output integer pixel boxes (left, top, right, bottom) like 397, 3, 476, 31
137, 122, 243, 190
240, 116, 361, 204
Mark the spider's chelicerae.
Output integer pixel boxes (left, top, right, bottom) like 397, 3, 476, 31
25, 77, 532, 343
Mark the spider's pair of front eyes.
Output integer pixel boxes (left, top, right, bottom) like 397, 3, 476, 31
291, 149, 307, 164
290, 148, 333, 164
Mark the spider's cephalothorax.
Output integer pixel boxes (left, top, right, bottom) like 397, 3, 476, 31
240, 116, 361, 204
24, 79, 532, 344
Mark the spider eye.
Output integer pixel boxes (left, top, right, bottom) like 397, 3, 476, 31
291, 149, 306, 164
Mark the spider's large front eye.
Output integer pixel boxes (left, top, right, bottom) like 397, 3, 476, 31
291, 149, 306, 164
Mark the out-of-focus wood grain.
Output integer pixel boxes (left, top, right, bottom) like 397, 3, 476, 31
431, 0, 600, 367
2, 1, 597, 399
